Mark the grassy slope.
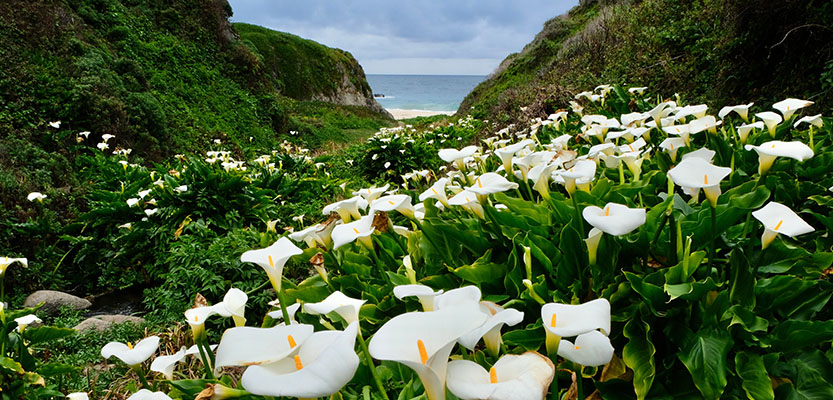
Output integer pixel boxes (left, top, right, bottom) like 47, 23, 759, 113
0, 0, 391, 283
461, 0, 833, 125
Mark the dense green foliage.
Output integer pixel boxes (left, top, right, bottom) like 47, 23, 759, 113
462, 0, 833, 125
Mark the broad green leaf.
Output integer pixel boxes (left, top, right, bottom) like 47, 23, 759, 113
774, 358, 833, 399
678, 329, 732, 400
623, 316, 655, 400
169, 379, 215, 396
502, 324, 544, 351
451, 249, 507, 284
22, 326, 76, 344
763, 320, 833, 351
624, 271, 667, 315
664, 277, 720, 301
735, 352, 774, 400
0, 357, 24, 374
722, 305, 769, 333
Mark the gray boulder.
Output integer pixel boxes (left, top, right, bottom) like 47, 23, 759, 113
23, 290, 91, 315
73, 315, 145, 333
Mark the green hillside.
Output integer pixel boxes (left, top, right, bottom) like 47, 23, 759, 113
461, 0, 833, 124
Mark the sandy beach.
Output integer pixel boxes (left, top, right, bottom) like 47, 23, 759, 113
387, 108, 455, 120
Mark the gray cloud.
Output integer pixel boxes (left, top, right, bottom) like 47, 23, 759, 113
228, 0, 579, 74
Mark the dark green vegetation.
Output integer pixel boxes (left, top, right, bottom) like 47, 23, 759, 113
0, 0, 392, 303
462, 0, 833, 124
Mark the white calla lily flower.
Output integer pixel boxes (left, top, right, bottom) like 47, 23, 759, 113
681, 147, 716, 163
752, 202, 815, 249
755, 111, 783, 137
101, 336, 160, 366
394, 284, 444, 311
14, 314, 41, 331
126, 389, 173, 400
559, 160, 596, 194
447, 352, 554, 400
667, 157, 732, 207
458, 302, 523, 356
541, 299, 610, 338
663, 124, 692, 146
331, 215, 375, 250
214, 323, 314, 369
240, 237, 303, 292
371, 194, 415, 219
744, 140, 814, 175
185, 343, 217, 356
66, 393, 89, 400
353, 184, 390, 202
689, 115, 721, 134
718, 103, 754, 121
794, 114, 823, 129
222, 288, 247, 327
447, 190, 485, 218
674, 104, 708, 120
435, 286, 482, 310
439, 146, 479, 170
467, 173, 519, 196
303, 291, 366, 325
241, 322, 360, 398
494, 140, 534, 174
323, 196, 368, 222
369, 304, 488, 400
27, 192, 47, 202
0, 257, 27, 278
773, 98, 813, 120
736, 121, 764, 144
659, 138, 687, 162
267, 302, 302, 324
582, 203, 646, 236
420, 178, 451, 207
557, 330, 615, 367
149, 347, 186, 380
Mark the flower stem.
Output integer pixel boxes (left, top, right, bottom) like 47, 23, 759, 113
276, 282, 292, 325
195, 336, 215, 379
709, 205, 717, 272
131, 365, 153, 390
575, 366, 584, 400
367, 243, 392, 286
357, 328, 390, 400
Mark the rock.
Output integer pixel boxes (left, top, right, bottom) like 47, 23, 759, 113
73, 315, 145, 333
23, 290, 91, 315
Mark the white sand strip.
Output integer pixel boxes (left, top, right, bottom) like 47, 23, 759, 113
387, 109, 455, 120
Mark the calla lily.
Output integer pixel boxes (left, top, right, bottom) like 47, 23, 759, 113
214, 323, 314, 369
494, 140, 534, 174
354, 184, 390, 202
736, 121, 764, 144
241, 322, 360, 398
528, 162, 559, 199
667, 157, 732, 207
267, 302, 302, 324
240, 237, 303, 292
647, 101, 672, 127
467, 173, 519, 196
582, 203, 646, 236
718, 103, 754, 121
744, 140, 814, 175
559, 160, 596, 194
186, 343, 217, 356
557, 330, 615, 367
663, 124, 692, 146
289, 224, 326, 249
222, 288, 247, 327
66, 393, 89, 400
541, 299, 610, 338
331, 215, 375, 250
621, 112, 649, 128
752, 201, 815, 249
435, 286, 482, 310
27, 192, 46, 202
101, 336, 160, 366
602, 151, 644, 180
689, 115, 721, 135
303, 291, 366, 325
794, 114, 823, 129
755, 111, 783, 137
659, 138, 687, 162
448, 190, 485, 218
420, 178, 451, 207
458, 302, 523, 356
126, 389, 173, 400
14, 314, 42, 331
440, 146, 479, 170
446, 352, 554, 400
0, 257, 27, 278
371, 194, 415, 219
773, 98, 813, 120
584, 228, 603, 265
184, 302, 230, 339
674, 104, 708, 121
550, 134, 572, 150
369, 304, 488, 400
681, 147, 716, 163
587, 143, 615, 159
323, 196, 368, 222
629, 86, 647, 94
394, 284, 444, 311
150, 347, 186, 380
617, 137, 647, 154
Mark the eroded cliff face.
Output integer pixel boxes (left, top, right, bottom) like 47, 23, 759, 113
235, 23, 392, 118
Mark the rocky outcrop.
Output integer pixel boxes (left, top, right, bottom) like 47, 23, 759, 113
23, 290, 91, 315
74, 315, 145, 332
312, 66, 392, 118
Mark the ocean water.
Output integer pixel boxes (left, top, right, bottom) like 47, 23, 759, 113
366, 74, 486, 112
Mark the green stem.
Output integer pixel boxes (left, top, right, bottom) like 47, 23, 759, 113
276, 283, 292, 325
196, 336, 215, 379
413, 218, 455, 268
618, 162, 625, 185
357, 328, 390, 400
571, 194, 585, 234
367, 245, 392, 285
575, 366, 584, 400
709, 206, 717, 272
131, 365, 153, 390
0, 276, 4, 304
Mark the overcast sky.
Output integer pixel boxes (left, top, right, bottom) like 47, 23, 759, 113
228, 1, 579, 75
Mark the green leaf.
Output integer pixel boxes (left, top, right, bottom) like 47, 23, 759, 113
735, 352, 774, 400
763, 320, 833, 351
0, 357, 24, 374
664, 277, 720, 301
624, 271, 667, 315
721, 305, 769, 333
169, 379, 215, 396
678, 329, 732, 400
502, 324, 544, 351
22, 326, 76, 344
37, 363, 81, 377
623, 316, 656, 400
451, 249, 507, 284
